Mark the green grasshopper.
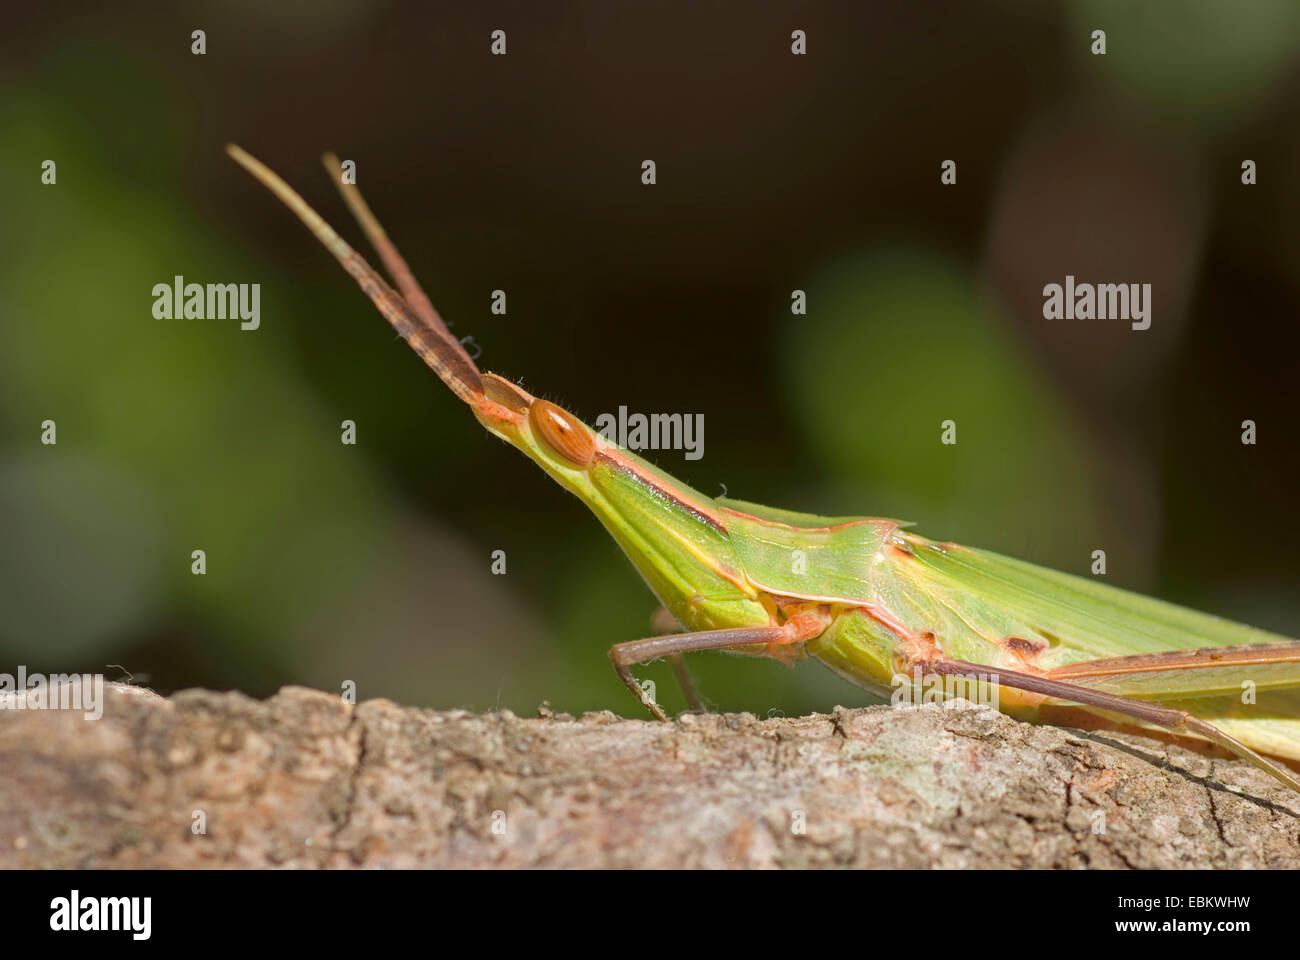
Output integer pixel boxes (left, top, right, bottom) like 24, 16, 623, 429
227, 145, 1300, 794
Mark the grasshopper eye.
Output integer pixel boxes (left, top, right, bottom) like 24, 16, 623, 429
529, 400, 595, 467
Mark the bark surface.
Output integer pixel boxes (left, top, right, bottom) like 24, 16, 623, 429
2, 683, 1297, 868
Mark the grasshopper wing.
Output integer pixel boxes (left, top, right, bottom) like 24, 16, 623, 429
893, 534, 1300, 761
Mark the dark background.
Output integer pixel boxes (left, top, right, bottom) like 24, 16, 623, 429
3, 1, 1298, 717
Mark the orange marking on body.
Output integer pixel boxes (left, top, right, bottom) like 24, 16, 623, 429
756, 606, 830, 666
710, 563, 751, 594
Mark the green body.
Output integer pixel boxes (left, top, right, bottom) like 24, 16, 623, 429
528, 425, 1300, 760
226, 144, 1300, 773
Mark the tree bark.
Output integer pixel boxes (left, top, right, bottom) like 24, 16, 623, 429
1, 682, 1297, 868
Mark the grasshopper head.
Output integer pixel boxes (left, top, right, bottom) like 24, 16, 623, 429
226, 145, 764, 631
475, 374, 597, 479
468, 373, 762, 632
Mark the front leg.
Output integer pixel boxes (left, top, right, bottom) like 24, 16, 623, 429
648, 607, 706, 713
608, 611, 830, 720
608, 626, 789, 720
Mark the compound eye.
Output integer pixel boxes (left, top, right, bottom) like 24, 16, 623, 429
529, 400, 595, 467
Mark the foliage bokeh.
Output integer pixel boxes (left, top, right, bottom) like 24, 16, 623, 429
2, 2, 1299, 717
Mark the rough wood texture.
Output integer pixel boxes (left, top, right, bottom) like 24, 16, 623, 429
1, 682, 1297, 868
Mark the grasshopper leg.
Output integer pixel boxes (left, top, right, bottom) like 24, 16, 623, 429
924, 656, 1300, 794
648, 607, 707, 713
667, 656, 706, 713
608, 625, 794, 721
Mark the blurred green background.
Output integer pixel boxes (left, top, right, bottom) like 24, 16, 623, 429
3, 1, 1299, 717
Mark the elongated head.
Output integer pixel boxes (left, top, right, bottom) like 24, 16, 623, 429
227, 145, 765, 630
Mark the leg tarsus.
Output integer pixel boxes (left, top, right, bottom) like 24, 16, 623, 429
609, 645, 669, 721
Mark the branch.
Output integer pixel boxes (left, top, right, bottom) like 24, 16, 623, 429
1, 683, 1296, 867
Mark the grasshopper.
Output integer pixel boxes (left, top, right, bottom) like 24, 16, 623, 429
227, 145, 1300, 795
